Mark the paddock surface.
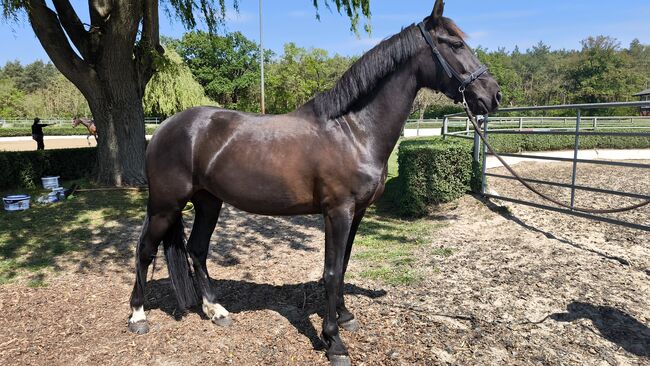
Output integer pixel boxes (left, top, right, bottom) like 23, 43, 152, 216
0, 135, 154, 151
0, 162, 649, 365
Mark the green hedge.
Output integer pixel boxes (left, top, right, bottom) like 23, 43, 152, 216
486, 129, 650, 153
444, 128, 650, 152
0, 125, 159, 137
0, 148, 96, 190
396, 138, 475, 217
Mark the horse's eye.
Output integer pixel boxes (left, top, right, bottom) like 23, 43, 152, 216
452, 41, 464, 49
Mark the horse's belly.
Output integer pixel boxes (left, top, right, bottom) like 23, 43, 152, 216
204, 166, 319, 215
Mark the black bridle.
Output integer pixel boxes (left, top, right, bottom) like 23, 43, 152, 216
417, 21, 488, 93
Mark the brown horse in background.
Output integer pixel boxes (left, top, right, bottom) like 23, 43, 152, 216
127, 1, 501, 365
72, 116, 97, 145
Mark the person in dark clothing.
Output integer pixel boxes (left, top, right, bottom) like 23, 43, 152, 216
31, 117, 52, 150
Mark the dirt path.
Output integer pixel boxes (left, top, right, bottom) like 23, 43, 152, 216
0, 163, 649, 365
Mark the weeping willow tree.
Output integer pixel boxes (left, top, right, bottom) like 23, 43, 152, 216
0, 0, 370, 186
143, 49, 215, 119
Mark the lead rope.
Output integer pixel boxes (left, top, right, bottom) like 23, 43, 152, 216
460, 90, 650, 215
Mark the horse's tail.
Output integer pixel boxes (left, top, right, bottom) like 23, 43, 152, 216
162, 216, 198, 310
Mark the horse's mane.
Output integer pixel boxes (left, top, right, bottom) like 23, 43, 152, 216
313, 18, 462, 120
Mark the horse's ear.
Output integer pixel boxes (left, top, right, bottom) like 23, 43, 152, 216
430, 0, 445, 24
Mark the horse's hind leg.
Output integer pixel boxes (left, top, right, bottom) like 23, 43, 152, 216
186, 191, 232, 326
128, 210, 178, 334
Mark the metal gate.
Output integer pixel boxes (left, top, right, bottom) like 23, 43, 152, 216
442, 101, 650, 232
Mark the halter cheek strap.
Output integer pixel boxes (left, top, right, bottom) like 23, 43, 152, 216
417, 22, 488, 90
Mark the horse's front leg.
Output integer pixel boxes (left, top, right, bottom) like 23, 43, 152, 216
86, 134, 91, 146
322, 203, 354, 366
336, 209, 366, 332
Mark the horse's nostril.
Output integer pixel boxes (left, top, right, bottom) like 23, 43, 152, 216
496, 91, 502, 104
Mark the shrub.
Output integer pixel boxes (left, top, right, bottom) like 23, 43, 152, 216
0, 148, 96, 190
397, 138, 475, 217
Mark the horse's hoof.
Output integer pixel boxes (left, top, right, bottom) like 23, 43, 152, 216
328, 354, 352, 366
338, 318, 360, 332
212, 315, 233, 327
128, 320, 150, 335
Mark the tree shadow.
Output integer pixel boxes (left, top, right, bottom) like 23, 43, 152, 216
0, 188, 328, 283
551, 301, 650, 357
145, 278, 387, 349
194, 204, 322, 267
0, 188, 146, 283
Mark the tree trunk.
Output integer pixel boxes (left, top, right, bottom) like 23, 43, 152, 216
26, 0, 155, 186
89, 93, 147, 186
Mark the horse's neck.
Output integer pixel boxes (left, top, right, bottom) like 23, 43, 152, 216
348, 62, 419, 164
80, 119, 93, 128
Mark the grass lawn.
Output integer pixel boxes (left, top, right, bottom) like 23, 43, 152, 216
350, 145, 452, 285
0, 180, 145, 286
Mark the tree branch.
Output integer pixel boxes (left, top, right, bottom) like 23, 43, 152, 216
51, 0, 91, 59
88, 0, 112, 26
27, 0, 97, 96
136, 0, 164, 96
87, 0, 112, 62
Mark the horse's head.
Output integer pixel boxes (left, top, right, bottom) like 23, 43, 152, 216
72, 117, 80, 128
416, 0, 501, 115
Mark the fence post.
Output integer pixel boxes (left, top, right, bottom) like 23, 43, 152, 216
593, 117, 597, 129
519, 117, 523, 130
481, 115, 489, 195
473, 121, 480, 164
570, 109, 581, 210
442, 117, 448, 140
416, 119, 420, 136
465, 117, 470, 133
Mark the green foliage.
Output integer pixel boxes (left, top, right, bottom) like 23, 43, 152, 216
396, 138, 474, 217
143, 48, 214, 118
266, 43, 354, 114
170, 31, 262, 112
0, 148, 96, 190
0, 60, 90, 117
476, 39, 649, 113
567, 36, 642, 110
312, 0, 372, 34
0, 78, 25, 116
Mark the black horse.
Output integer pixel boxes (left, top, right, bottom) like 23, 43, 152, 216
128, 1, 501, 365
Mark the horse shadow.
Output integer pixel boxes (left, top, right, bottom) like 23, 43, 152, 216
550, 301, 650, 357
145, 278, 387, 349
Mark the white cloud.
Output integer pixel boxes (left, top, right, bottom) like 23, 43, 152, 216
288, 10, 310, 18
225, 10, 253, 24
467, 31, 489, 40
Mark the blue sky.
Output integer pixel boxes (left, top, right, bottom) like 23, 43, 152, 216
2, 0, 649, 65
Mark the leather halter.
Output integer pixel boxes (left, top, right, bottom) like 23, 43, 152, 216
417, 22, 488, 91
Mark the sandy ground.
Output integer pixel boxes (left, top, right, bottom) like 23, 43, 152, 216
0, 136, 98, 151
0, 162, 649, 365
0, 135, 153, 151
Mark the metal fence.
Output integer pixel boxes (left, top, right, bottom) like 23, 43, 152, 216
0, 117, 162, 128
403, 115, 650, 137
442, 100, 650, 232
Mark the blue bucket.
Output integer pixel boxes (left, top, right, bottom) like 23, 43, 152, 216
3, 195, 31, 211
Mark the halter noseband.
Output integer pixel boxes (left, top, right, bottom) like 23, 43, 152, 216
417, 22, 488, 92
